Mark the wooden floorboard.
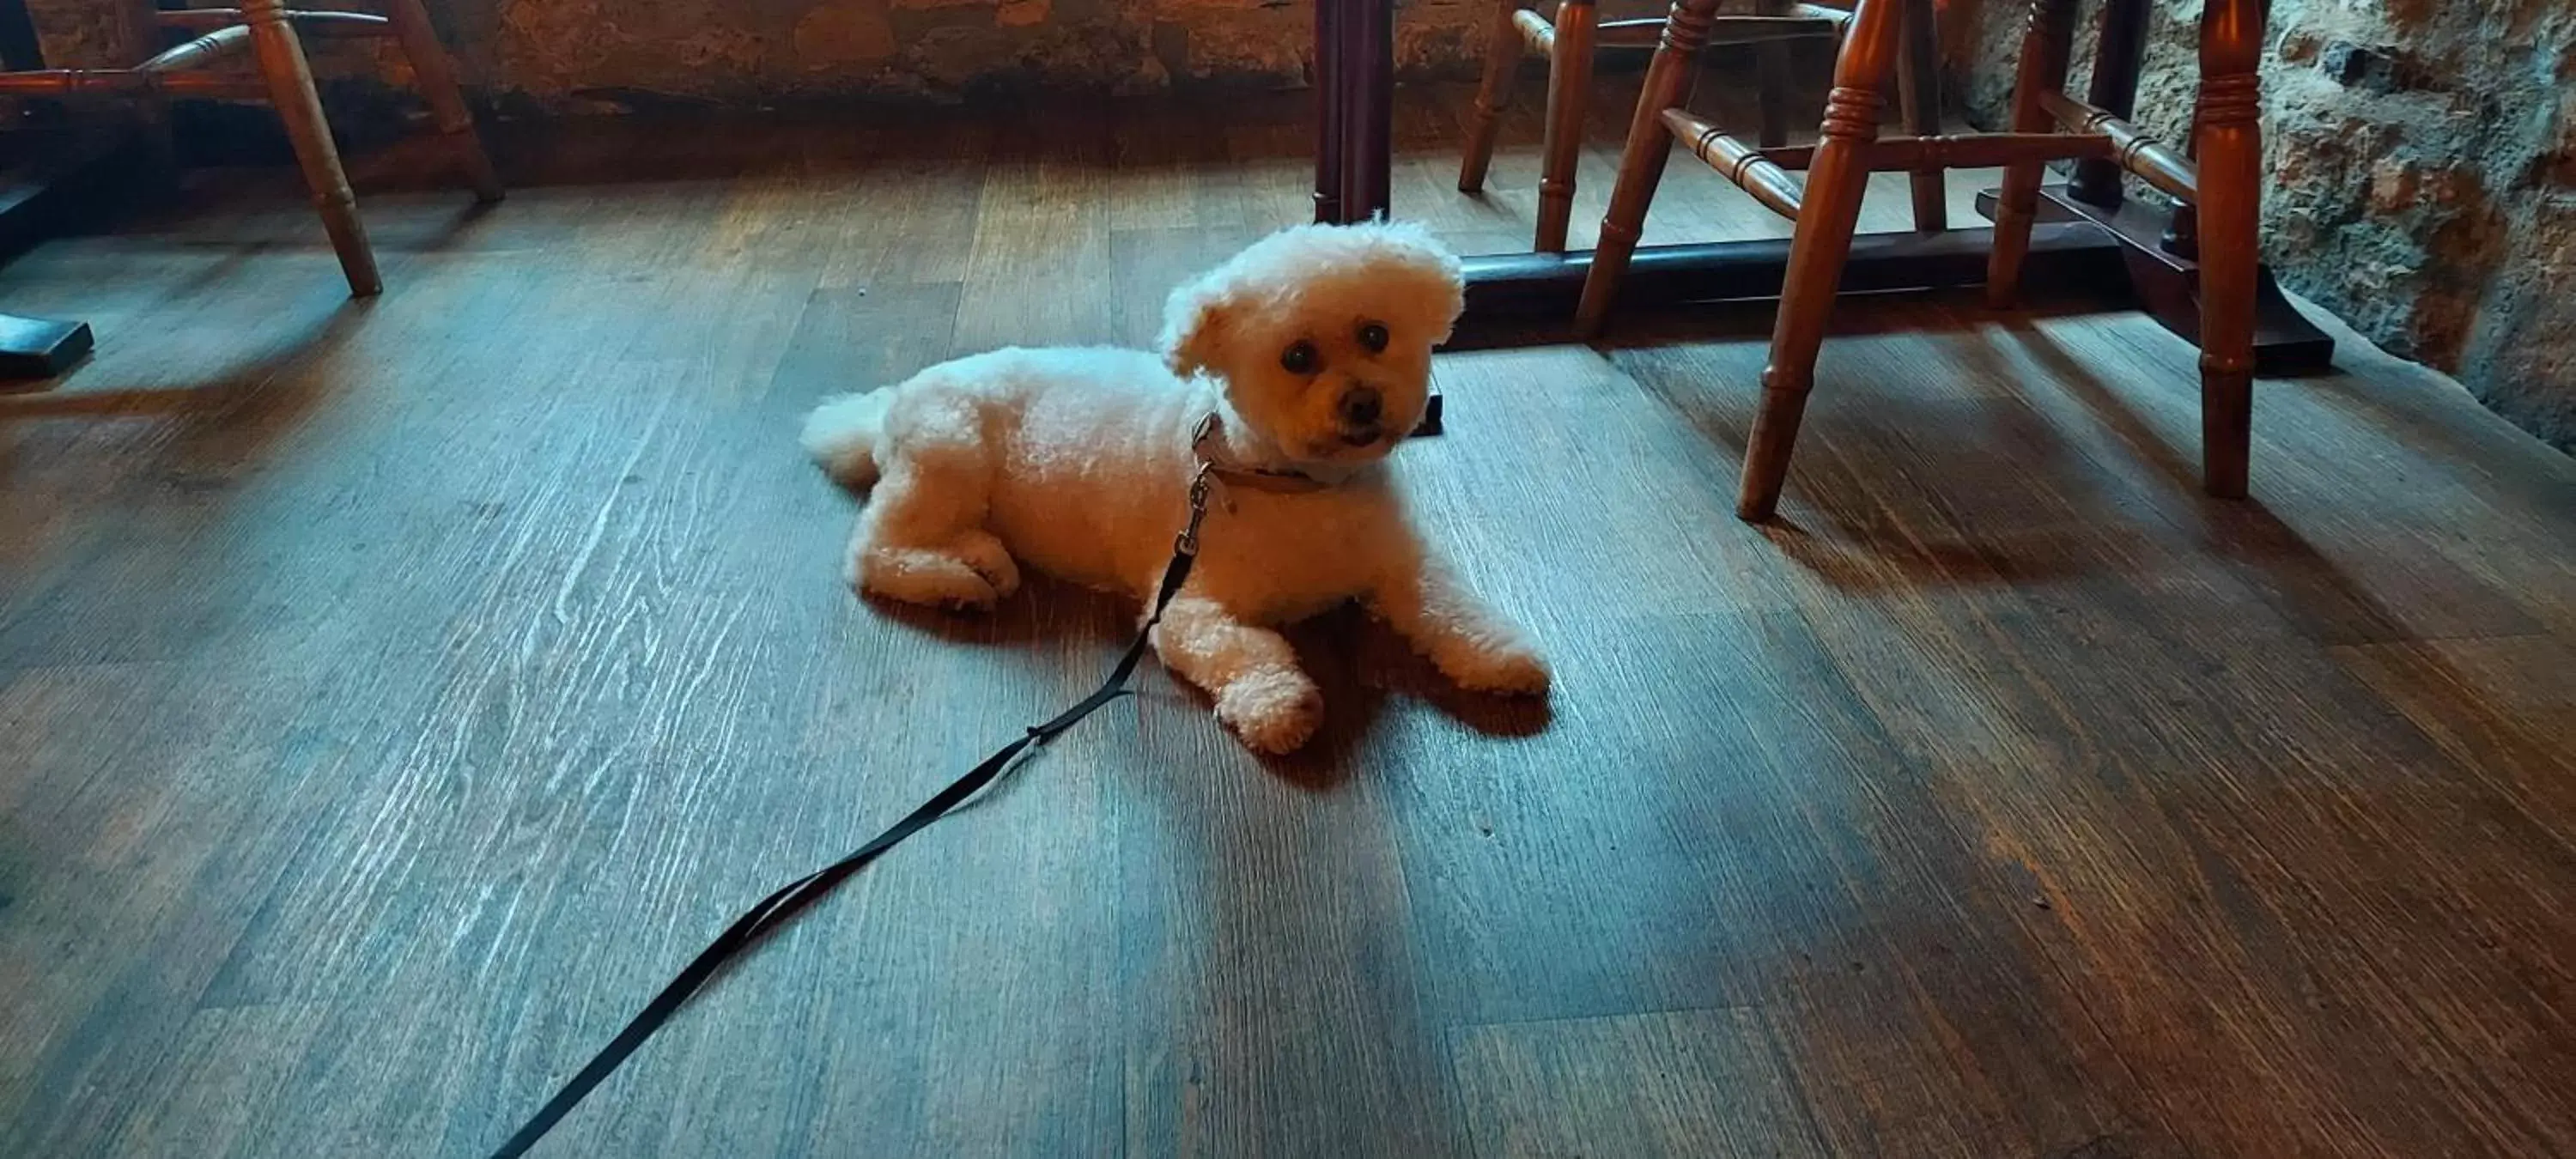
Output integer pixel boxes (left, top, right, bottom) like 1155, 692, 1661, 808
1451, 1006, 1832, 1159
2, 86, 2572, 1158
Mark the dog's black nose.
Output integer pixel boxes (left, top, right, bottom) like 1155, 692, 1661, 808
1338, 386, 1383, 428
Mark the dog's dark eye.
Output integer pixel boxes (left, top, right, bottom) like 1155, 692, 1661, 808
1279, 340, 1320, 374
1357, 321, 1389, 353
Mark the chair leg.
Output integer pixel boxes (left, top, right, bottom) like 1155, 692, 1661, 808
1895, 0, 1946, 231
241, 0, 379, 297
382, 0, 502, 203
1534, 0, 1596, 252
1458, 0, 1524, 193
1737, 0, 1902, 522
1984, 0, 2076, 306
2194, 0, 2263, 499
1573, 0, 1726, 337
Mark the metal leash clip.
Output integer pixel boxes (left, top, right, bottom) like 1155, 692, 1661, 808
1176, 413, 1220, 557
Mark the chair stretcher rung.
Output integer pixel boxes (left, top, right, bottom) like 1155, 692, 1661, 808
1539, 9, 1850, 54
159, 9, 396, 37
1727, 132, 2114, 175
1513, 8, 1553, 54
2044, 91, 2196, 201
1704, 12, 1850, 43
1662, 108, 1805, 220
1883, 131, 2112, 172
139, 26, 253, 73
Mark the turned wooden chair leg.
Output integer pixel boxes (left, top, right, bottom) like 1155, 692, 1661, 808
382, 0, 501, 203
1459, 0, 1523, 192
2194, 0, 2263, 499
1984, 0, 2076, 306
1534, 0, 1596, 252
1895, 0, 1945, 231
1737, 0, 1901, 521
241, 0, 379, 296
1573, 0, 1726, 336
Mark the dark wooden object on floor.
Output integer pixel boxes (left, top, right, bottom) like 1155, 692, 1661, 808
0, 9, 120, 382
2, 106, 2573, 1159
0, 311, 90, 378
2, 141, 104, 378
1578, 0, 2275, 520
1969, 181, 2334, 376
0, 0, 501, 296
1445, 221, 2121, 346
1455, 0, 1850, 252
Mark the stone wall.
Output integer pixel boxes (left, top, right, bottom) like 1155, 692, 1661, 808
1949, 0, 2576, 450
27, 0, 1502, 105
464, 0, 1506, 106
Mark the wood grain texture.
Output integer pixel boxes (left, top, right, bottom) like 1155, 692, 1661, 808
1452, 1006, 1832, 1159
3, 89, 2573, 1159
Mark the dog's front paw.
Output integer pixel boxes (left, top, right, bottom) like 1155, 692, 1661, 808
854, 545, 1005, 612
1215, 669, 1326, 754
1442, 639, 1551, 697
951, 531, 1022, 600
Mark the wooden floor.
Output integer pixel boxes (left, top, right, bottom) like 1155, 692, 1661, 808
3, 86, 2573, 1159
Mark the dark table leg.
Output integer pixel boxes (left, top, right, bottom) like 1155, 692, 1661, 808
1313, 0, 1345, 224
1346, 0, 1392, 221
1314, 0, 1391, 225
2067, 0, 2147, 208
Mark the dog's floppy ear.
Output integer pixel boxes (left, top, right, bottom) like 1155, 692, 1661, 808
1159, 272, 1231, 379
1361, 219, 1467, 343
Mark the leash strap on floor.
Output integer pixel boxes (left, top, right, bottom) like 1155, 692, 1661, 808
484, 544, 1200, 1159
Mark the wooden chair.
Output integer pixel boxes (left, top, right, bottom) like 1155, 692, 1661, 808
0, 0, 503, 298
1456, 0, 1851, 252
1575, 0, 2266, 520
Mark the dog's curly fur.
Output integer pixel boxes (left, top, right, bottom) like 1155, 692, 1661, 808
801, 221, 1546, 753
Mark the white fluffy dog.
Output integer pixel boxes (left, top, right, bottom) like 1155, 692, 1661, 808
800, 221, 1547, 753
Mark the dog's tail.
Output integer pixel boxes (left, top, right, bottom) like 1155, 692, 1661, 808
800, 389, 891, 489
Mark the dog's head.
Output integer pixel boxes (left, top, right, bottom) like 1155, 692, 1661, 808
1159, 221, 1465, 467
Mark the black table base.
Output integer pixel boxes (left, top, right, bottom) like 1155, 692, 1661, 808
1449, 222, 2121, 343
0, 312, 90, 379
1972, 184, 2334, 376
2, 121, 149, 383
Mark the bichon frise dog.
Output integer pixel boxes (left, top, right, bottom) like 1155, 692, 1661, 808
800, 221, 1547, 753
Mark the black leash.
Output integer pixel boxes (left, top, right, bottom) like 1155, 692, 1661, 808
483, 458, 1219, 1158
